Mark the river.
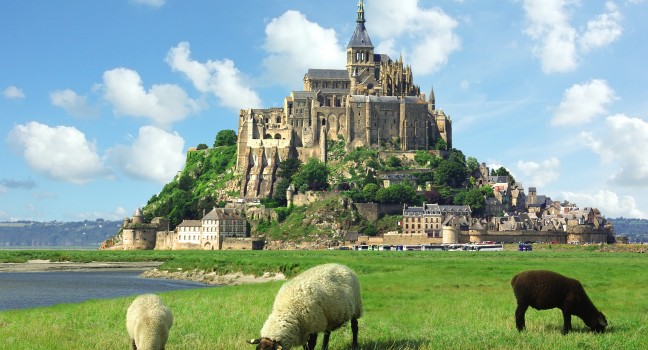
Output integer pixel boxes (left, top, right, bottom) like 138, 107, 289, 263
0, 270, 215, 311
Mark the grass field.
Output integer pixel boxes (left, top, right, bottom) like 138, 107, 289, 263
0, 249, 646, 349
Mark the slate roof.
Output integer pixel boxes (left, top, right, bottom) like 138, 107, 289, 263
347, 22, 373, 48
306, 69, 349, 80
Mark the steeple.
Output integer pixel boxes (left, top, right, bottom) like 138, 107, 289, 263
347, 0, 373, 49
357, 0, 366, 24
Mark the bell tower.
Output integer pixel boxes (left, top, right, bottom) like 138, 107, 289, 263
346, 0, 376, 95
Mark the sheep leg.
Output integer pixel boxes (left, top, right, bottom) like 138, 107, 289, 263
515, 304, 528, 331
131, 339, 137, 350
351, 318, 359, 349
305, 333, 317, 350
561, 309, 572, 335
321, 330, 331, 350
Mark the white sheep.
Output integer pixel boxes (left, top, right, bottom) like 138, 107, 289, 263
126, 294, 174, 350
248, 263, 363, 350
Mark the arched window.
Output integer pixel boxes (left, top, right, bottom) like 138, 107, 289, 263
322, 118, 327, 126
274, 134, 281, 139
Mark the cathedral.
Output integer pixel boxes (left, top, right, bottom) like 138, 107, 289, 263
236, 0, 453, 199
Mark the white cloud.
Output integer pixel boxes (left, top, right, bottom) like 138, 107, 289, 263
551, 79, 616, 126
102, 67, 201, 128
522, 0, 623, 73
581, 114, 648, 187
516, 157, 561, 187
132, 0, 165, 8
369, 0, 460, 75
3, 86, 25, 99
106, 125, 185, 184
6, 122, 110, 184
562, 190, 645, 218
579, 2, 623, 53
50, 89, 99, 118
166, 42, 262, 110
262, 10, 346, 87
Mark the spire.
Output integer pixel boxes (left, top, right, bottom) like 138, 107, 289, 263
357, 0, 365, 24
347, 0, 373, 48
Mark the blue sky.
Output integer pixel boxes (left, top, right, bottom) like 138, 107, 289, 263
1, 0, 647, 222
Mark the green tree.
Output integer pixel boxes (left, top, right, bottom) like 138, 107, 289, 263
196, 143, 208, 150
273, 158, 302, 206
466, 156, 480, 175
434, 159, 467, 187
434, 138, 448, 150
414, 150, 434, 166
362, 183, 379, 202
375, 183, 419, 205
385, 155, 402, 169
214, 129, 237, 147
454, 188, 487, 216
292, 158, 329, 192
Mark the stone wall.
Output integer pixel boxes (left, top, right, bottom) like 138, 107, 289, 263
291, 191, 338, 206
354, 203, 402, 221
222, 238, 264, 250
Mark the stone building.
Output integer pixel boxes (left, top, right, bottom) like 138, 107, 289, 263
402, 203, 472, 238
236, 0, 453, 199
121, 208, 169, 250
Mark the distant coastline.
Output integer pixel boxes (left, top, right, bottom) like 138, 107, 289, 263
0, 260, 162, 272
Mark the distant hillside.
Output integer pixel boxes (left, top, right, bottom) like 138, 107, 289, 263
608, 218, 648, 242
0, 219, 123, 248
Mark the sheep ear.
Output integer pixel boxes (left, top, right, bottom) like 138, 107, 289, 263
247, 338, 261, 345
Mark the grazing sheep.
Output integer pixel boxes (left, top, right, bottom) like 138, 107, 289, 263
248, 263, 363, 350
511, 270, 607, 334
126, 294, 174, 350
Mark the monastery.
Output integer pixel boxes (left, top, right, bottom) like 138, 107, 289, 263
236, 0, 452, 199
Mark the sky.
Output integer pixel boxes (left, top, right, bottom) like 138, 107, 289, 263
1, 0, 647, 222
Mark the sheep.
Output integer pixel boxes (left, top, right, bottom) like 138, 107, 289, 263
248, 263, 363, 350
511, 270, 607, 334
126, 294, 174, 350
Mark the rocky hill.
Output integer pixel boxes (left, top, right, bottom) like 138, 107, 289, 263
0, 219, 122, 248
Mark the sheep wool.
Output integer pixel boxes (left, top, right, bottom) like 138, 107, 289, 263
254, 263, 363, 349
511, 270, 607, 334
126, 294, 174, 350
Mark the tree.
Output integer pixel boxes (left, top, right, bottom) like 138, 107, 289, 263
214, 130, 237, 147
292, 158, 330, 192
433, 159, 467, 187
454, 188, 487, 216
435, 138, 448, 150
362, 183, 379, 202
196, 143, 208, 150
466, 156, 480, 175
375, 183, 419, 205
273, 158, 302, 206
414, 150, 433, 166
385, 155, 402, 169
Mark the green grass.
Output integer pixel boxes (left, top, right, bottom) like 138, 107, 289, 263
1, 250, 647, 349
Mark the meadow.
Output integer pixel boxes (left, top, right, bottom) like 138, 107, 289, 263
0, 248, 646, 349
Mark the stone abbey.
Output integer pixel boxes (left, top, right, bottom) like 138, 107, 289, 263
236, 0, 452, 199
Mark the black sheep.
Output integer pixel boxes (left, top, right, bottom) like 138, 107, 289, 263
511, 270, 607, 334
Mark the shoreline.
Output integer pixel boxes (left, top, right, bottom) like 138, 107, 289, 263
0, 260, 286, 285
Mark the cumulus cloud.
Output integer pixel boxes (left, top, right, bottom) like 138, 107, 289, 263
6, 122, 110, 184
579, 2, 623, 53
369, 0, 460, 75
102, 67, 201, 128
166, 42, 262, 110
522, 0, 623, 73
262, 10, 346, 87
516, 157, 561, 187
581, 114, 648, 187
132, 0, 165, 7
551, 79, 617, 126
106, 125, 185, 184
3, 86, 25, 99
50, 89, 99, 118
562, 190, 645, 218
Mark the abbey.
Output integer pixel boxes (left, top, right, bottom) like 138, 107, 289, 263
236, 0, 452, 199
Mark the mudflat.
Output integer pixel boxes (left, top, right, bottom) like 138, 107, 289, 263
0, 260, 163, 272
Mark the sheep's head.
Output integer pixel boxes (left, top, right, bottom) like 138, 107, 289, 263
247, 337, 282, 350
588, 312, 608, 333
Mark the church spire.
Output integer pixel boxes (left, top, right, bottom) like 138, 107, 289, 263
357, 0, 366, 24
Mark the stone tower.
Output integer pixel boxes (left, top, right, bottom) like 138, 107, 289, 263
346, 0, 377, 95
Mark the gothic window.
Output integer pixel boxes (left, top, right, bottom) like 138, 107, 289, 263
322, 119, 327, 126
276, 116, 281, 123
274, 134, 281, 139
